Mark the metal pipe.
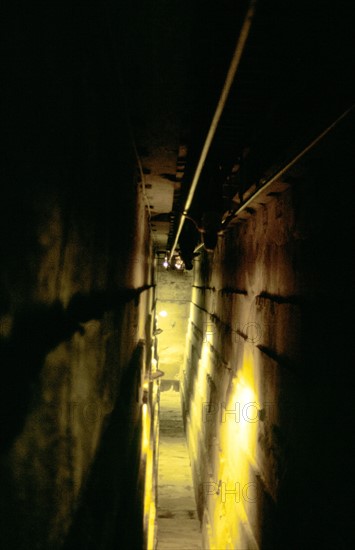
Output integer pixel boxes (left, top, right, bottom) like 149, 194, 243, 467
192, 104, 354, 253
219, 103, 355, 230
168, 0, 257, 261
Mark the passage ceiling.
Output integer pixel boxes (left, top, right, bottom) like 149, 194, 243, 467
114, 0, 353, 255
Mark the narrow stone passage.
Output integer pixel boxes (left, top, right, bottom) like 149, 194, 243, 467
157, 387, 202, 550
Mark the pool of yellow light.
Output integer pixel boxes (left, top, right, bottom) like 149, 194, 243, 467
209, 348, 260, 550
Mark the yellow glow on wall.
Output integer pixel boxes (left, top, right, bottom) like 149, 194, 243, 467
185, 337, 261, 549
185, 340, 211, 474
142, 406, 152, 544
142, 403, 150, 456
147, 500, 156, 550
192, 341, 210, 434
143, 442, 155, 547
207, 348, 260, 550
142, 401, 157, 549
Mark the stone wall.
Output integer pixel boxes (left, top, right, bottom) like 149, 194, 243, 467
0, 171, 156, 548
1, 3, 157, 545
182, 117, 353, 549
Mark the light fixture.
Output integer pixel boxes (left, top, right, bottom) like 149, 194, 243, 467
159, 310, 168, 317
172, 254, 184, 270
162, 255, 169, 268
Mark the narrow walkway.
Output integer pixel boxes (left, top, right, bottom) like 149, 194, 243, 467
157, 387, 202, 550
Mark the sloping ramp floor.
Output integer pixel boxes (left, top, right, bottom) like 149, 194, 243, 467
157, 387, 202, 550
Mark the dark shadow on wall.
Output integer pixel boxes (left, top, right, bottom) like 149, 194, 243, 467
0, 286, 152, 452
62, 342, 145, 550
0, 341, 145, 550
